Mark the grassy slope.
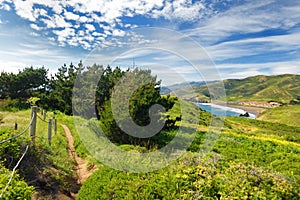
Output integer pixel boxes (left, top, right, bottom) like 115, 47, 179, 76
257, 105, 300, 127
77, 99, 300, 199
220, 117, 300, 179
177, 74, 300, 103
223, 74, 300, 103
0, 110, 77, 199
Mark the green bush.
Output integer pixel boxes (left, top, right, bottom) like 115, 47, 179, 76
0, 130, 21, 168
0, 131, 34, 199
0, 165, 34, 200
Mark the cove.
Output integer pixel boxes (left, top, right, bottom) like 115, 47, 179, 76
196, 103, 256, 119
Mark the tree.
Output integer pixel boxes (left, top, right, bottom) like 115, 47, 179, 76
95, 66, 125, 119
0, 71, 15, 99
73, 64, 104, 118
0, 67, 48, 110
44, 62, 83, 114
98, 68, 175, 145
0, 67, 48, 100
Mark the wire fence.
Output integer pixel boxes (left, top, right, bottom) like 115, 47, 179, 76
37, 114, 48, 123
0, 145, 29, 198
0, 107, 56, 197
0, 115, 34, 145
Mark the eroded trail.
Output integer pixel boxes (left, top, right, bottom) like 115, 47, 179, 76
61, 124, 96, 190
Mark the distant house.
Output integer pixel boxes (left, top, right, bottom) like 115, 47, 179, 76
269, 102, 282, 107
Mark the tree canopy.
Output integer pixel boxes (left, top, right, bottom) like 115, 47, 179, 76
0, 62, 177, 145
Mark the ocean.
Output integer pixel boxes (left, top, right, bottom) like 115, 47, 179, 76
197, 103, 256, 119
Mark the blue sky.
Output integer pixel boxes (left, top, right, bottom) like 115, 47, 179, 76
0, 0, 300, 84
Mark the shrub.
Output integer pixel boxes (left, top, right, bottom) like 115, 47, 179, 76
0, 165, 34, 200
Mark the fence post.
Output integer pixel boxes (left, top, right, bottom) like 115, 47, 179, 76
14, 122, 18, 130
30, 106, 38, 142
48, 119, 52, 145
43, 110, 47, 121
52, 117, 57, 135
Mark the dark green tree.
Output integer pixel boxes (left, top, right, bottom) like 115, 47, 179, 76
98, 68, 175, 145
0, 67, 48, 109
45, 62, 83, 114
73, 64, 103, 118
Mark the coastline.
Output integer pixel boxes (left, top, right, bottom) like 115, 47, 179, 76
207, 101, 268, 116
224, 104, 268, 116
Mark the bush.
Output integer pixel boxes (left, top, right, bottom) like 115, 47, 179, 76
0, 131, 34, 199
0, 165, 34, 200
0, 131, 21, 168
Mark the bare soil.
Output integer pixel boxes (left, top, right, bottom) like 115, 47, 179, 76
61, 124, 97, 198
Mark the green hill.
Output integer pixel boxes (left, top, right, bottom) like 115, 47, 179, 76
177, 74, 300, 103
257, 105, 300, 127
77, 108, 300, 199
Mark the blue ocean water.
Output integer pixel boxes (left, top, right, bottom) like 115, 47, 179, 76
197, 103, 256, 119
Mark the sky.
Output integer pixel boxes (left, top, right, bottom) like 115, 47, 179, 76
0, 0, 300, 85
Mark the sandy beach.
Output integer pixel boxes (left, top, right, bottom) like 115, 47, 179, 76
225, 104, 268, 116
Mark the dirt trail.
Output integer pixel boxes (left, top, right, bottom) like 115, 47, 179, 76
61, 124, 97, 185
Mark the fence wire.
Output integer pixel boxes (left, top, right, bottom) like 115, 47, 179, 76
0, 145, 29, 198
0, 116, 34, 145
37, 114, 48, 123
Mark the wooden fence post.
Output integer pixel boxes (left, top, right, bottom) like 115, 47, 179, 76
52, 117, 57, 134
48, 119, 52, 145
14, 122, 18, 130
30, 106, 38, 142
43, 110, 47, 121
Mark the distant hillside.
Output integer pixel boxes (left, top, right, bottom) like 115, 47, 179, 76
257, 105, 300, 127
178, 74, 300, 104
160, 81, 210, 94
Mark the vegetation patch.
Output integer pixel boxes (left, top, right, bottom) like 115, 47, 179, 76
78, 153, 299, 200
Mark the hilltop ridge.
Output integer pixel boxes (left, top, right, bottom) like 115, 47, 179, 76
169, 74, 300, 104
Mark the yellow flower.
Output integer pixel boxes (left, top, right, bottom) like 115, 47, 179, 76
182, 174, 189, 179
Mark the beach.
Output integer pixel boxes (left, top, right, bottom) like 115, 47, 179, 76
225, 104, 268, 116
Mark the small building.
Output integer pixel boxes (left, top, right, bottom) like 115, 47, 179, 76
269, 102, 282, 107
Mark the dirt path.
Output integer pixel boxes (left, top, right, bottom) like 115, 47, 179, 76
61, 124, 96, 185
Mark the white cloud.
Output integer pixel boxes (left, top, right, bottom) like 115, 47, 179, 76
53, 28, 75, 45
0, 0, 211, 50
30, 23, 42, 31
152, 0, 205, 21
112, 29, 126, 37
104, 30, 111, 36
79, 16, 92, 23
186, 1, 300, 44
64, 11, 80, 21
79, 40, 91, 49
0, 30, 84, 74
78, 30, 84, 36
0, 3, 10, 11
214, 61, 300, 79
92, 32, 104, 37
30, 32, 40, 37
67, 37, 79, 47
83, 34, 94, 42
51, 2, 63, 14
41, 14, 71, 28
2, 0, 300, 70
33, 8, 47, 18
205, 29, 300, 62
85, 24, 96, 32
13, 0, 35, 21
41, 18, 55, 29
269, 64, 300, 75
0, 61, 28, 73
